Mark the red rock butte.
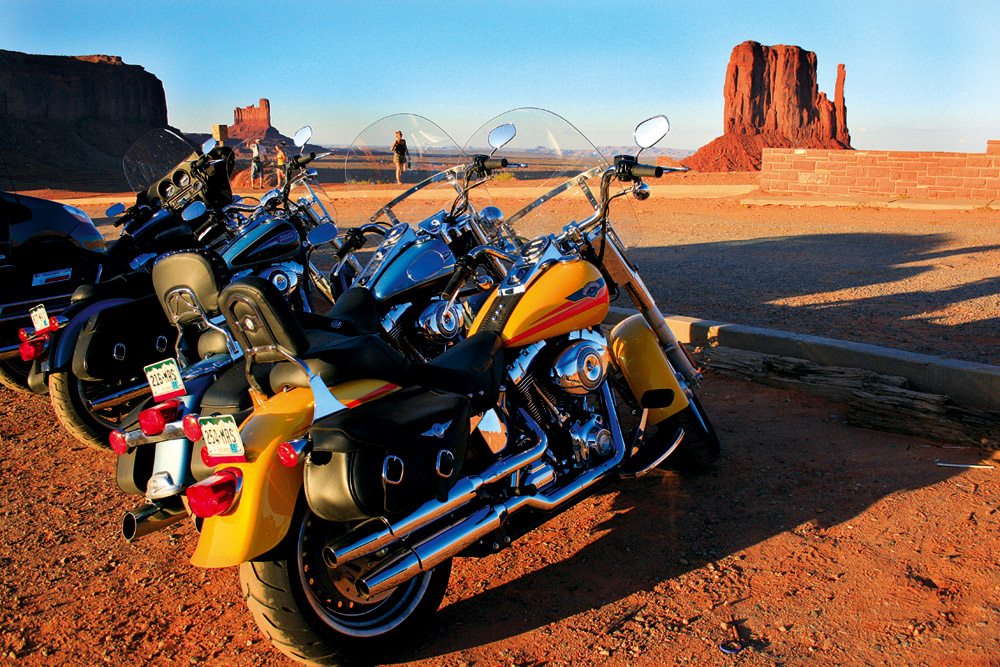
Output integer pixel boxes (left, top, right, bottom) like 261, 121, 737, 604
228, 98, 276, 140
684, 41, 852, 172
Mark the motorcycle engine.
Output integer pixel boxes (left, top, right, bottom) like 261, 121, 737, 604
256, 261, 302, 297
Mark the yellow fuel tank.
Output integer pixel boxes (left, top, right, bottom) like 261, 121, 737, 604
471, 260, 609, 348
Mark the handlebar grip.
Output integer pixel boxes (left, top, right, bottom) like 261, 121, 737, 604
293, 152, 316, 168
631, 163, 664, 178
483, 158, 509, 170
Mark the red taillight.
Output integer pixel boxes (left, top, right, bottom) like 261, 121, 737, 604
182, 413, 203, 441
277, 438, 310, 468
17, 328, 30, 342
138, 400, 182, 437
187, 468, 242, 518
18, 338, 46, 362
109, 429, 128, 455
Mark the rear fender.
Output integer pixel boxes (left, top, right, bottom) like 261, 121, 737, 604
190, 387, 314, 569
190, 379, 402, 569
608, 314, 689, 425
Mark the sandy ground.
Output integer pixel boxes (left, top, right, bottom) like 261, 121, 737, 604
0, 374, 997, 666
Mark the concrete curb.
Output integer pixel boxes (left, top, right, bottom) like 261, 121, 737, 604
606, 306, 1000, 413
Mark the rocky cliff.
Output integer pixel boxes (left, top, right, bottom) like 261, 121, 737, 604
0, 49, 168, 190
684, 41, 851, 172
228, 98, 280, 140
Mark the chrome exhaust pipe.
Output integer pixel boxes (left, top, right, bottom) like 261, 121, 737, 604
88, 381, 152, 411
324, 413, 548, 567
122, 499, 186, 541
356, 384, 626, 598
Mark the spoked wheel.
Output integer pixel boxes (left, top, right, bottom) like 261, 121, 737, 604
241, 508, 451, 666
0, 359, 32, 393
48, 371, 148, 450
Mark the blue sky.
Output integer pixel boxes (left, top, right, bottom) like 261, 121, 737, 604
2, 1, 998, 151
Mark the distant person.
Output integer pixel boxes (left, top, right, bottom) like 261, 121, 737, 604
391, 130, 409, 184
274, 142, 287, 187
250, 140, 264, 189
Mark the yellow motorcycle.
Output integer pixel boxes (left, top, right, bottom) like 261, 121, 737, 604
179, 112, 718, 664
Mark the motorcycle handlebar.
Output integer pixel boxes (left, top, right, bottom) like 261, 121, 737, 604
483, 158, 509, 170
439, 257, 475, 301
631, 163, 664, 178
293, 152, 316, 168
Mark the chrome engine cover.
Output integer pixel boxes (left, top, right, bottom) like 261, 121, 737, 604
416, 301, 464, 340
569, 415, 613, 462
256, 261, 302, 296
551, 339, 609, 395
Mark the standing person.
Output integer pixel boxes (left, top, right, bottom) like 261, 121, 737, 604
391, 130, 409, 184
249, 140, 264, 189
274, 142, 287, 187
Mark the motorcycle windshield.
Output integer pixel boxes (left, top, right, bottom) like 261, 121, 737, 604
289, 177, 338, 226
463, 108, 645, 248
342, 114, 468, 228
122, 128, 200, 193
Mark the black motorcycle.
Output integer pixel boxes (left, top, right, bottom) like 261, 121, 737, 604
0, 191, 105, 391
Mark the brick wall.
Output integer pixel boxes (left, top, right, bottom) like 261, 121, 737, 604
761, 141, 1000, 200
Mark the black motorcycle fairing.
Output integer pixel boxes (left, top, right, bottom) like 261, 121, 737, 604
306, 386, 471, 520
0, 191, 105, 254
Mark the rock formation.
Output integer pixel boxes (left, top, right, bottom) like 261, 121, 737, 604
0, 49, 168, 190
684, 41, 851, 172
228, 98, 278, 140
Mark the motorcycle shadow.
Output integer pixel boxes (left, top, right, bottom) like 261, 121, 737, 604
395, 377, 975, 661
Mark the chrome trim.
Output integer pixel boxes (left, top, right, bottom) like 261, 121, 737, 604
619, 428, 685, 479
120, 421, 185, 449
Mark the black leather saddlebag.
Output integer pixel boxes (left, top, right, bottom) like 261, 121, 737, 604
304, 387, 470, 522
72, 295, 177, 381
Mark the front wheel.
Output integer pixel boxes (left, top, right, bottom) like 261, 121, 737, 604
659, 392, 720, 474
241, 508, 451, 665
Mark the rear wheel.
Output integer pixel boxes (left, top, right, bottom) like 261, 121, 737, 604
241, 508, 451, 665
49, 371, 145, 450
0, 359, 31, 393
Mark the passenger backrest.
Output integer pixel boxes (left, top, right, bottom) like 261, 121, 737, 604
152, 249, 228, 325
218, 277, 309, 363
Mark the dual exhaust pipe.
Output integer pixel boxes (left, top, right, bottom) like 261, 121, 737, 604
122, 498, 187, 541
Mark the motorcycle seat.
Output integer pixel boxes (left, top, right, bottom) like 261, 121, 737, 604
412, 331, 505, 412
269, 329, 412, 392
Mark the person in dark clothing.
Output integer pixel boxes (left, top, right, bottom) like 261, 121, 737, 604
391, 130, 409, 184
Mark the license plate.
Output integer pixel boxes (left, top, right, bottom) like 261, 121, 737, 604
29, 304, 49, 331
143, 358, 186, 401
199, 415, 245, 458
31, 268, 72, 286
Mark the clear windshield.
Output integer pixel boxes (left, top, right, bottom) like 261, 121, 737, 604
289, 177, 338, 226
464, 108, 645, 248
342, 114, 468, 227
122, 128, 200, 193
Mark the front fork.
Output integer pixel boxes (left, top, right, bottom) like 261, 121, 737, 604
600, 234, 701, 384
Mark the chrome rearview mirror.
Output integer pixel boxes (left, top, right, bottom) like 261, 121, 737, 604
201, 138, 218, 154
293, 126, 313, 148
105, 202, 126, 218
487, 123, 516, 155
306, 222, 337, 247
634, 115, 670, 150
632, 182, 650, 201
181, 200, 207, 222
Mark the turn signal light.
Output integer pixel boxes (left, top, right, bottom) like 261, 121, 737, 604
182, 413, 203, 441
17, 328, 30, 342
277, 438, 310, 468
138, 400, 182, 437
109, 430, 128, 455
187, 468, 242, 518
18, 338, 46, 362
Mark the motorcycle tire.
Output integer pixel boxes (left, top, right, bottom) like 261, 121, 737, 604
0, 359, 32, 394
241, 508, 451, 665
48, 371, 114, 451
659, 393, 720, 474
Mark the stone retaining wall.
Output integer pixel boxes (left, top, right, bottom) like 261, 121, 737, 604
760, 140, 1000, 199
